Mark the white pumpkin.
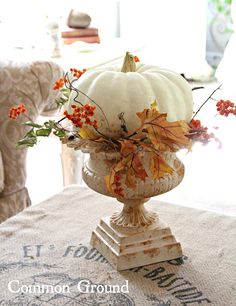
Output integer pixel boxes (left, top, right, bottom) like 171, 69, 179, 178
68, 53, 193, 138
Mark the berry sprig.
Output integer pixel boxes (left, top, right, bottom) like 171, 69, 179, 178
134, 56, 140, 63
69, 68, 87, 79
188, 119, 217, 145
8, 103, 26, 119
53, 77, 66, 90
53, 68, 86, 90
216, 99, 236, 117
64, 104, 98, 129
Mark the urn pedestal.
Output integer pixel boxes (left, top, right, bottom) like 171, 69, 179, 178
82, 150, 184, 271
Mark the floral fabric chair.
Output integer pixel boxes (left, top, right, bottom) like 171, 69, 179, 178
0, 60, 63, 223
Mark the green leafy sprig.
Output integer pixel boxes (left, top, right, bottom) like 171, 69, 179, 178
17, 120, 67, 147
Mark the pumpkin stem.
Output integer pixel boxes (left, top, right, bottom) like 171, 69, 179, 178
121, 52, 136, 73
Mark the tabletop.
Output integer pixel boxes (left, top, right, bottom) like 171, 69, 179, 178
0, 185, 235, 306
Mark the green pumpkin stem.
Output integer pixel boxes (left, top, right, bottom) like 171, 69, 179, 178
121, 52, 136, 73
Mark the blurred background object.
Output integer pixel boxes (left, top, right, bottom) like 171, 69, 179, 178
206, 0, 233, 69
66, 10, 91, 28
215, 0, 236, 100
62, 10, 100, 44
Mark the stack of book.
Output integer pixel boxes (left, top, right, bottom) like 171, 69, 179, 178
61, 27, 100, 45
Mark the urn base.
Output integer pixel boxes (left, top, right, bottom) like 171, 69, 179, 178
90, 216, 183, 271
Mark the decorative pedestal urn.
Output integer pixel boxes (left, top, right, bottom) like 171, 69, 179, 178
63, 52, 193, 271
82, 149, 184, 271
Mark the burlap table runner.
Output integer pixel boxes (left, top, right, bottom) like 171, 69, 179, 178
0, 185, 235, 305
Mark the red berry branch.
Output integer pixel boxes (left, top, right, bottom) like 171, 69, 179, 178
53, 77, 67, 90
8, 103, 26, 119
64, 104, 98, 129
188, 119, 217, 145
216, 99, 236, 117
187, 84, 235, 145
70, 68, 87, 79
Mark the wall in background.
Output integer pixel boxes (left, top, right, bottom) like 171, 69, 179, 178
0, 0, 234, 75
119, 0, 210, 77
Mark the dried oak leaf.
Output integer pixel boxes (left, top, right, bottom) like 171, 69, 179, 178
139, 142, 173, 179
131, 153, 148, 180
120, 139, 137, 156
149, 152, 173, 179
120, 140, 148, 181
125, 167, 136, 189
105, 156, 127, 196
106, 139, 148, 195
136, 108, 190, 151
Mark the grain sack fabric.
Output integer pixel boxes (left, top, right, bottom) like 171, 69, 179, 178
0, 185, 235, 306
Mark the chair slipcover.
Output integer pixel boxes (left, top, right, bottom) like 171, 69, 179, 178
0, 60, 63, 222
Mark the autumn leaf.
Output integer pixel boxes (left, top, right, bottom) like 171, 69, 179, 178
132, 154, 148, 180
105, 155, 129, 196
136, 108, 190, 150
106, 139, 148, 195
79, 126, 98, 140
105, 169, 121, 195
146, 137, 178, 152
105, 107, 191, 197
149, 152, 173, 179
105, 175, 112, 193
120, 140, 148, 181
138, 142, 173, 179
105, 172, 117, 194
120, 139, 137, 156
125, 167, 136, 189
